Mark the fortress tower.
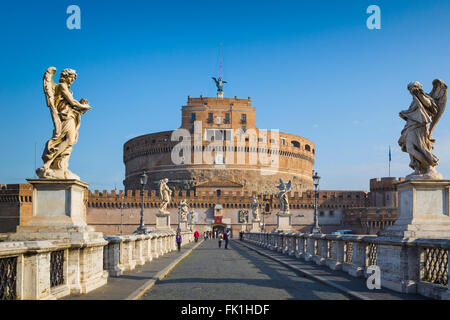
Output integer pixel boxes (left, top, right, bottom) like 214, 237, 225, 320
123, 95, 316, 194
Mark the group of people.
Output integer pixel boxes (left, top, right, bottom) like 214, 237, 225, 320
175, 229, 231, 251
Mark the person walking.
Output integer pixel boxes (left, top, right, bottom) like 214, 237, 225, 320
224, 230, 229, 249
218, 232, 223, 248
194, 230, 199, 242
204, 232, 208, 240
176, 232, 182, 251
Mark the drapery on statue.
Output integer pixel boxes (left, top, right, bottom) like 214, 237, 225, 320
212, 76, 227, 93
159, 178, 172, 212
36, 67, 92, 180
251, 195, 260, 221
276, 179, 291, 214
398, 79, 447, 180
178, 199, 189, 222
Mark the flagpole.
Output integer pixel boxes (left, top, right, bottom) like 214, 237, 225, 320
388, 146, 391, 177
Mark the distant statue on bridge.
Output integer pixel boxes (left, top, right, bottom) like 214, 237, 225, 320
276, 179, 291, 214
251, 195, 260, 221
239, 209, 248, 224
398, 79, 447, 180
159, 178, 172, 213
178, 199, 189, 222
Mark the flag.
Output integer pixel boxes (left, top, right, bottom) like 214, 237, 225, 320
389, 146, 391, 162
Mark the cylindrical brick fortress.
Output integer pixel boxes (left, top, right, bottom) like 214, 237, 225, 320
123, 96, 315, 194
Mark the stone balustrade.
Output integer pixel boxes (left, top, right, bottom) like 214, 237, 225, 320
103, 230, 194, 277
0, 230, 194, 300
243, 231, 450, 300
0, 238, 107, 300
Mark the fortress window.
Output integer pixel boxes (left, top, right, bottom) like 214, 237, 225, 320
241, 114, 247, 123
191, 113, 196, 121
225, 113, 230, 123
152, 139, 156, 143
281, 138, 286, 146
319, 211, 324, 217
291, 141, 300, 148
329, 210, 334, 216
305, 144, 311, 151
242, 126, 246, 132
208, 113, 213, 123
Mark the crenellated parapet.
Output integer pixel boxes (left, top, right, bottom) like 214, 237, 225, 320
86, 188, 369, 210
0, 184, 33, 203
369, 177, 405, 192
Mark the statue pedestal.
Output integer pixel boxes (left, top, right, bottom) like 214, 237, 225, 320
275, 212, 293, 233
156, 210, 172, 231
381, 180, 450, 238
8, 179, 108, 296
252, 220, 261, 232
178, 220, 189, 232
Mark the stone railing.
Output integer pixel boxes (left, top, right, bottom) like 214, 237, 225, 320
103, 230, 194, 277
0, 230, 194, 300
243, 232, 450, 300
0, 238, 107, 300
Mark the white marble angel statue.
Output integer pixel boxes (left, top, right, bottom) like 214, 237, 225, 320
251, 195, 260, 221
398, 79, 447, 179
36, 67, 92, 180
276, 179, 291, 214
178, 199, 189, 222
159, 178, 172, 212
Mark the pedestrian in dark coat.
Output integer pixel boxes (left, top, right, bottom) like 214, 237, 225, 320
176, 232, 182, 251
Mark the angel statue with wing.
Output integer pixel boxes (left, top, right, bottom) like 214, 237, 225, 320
276, 179, 292, 214
398, 79, 447, 180
36, 67, 92, 180
251, 195, 260, 221
159, 178, 172, 213
178, 199, 189, 222
212, 76, 227, 93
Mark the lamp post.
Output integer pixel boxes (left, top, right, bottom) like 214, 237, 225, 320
312, 171, 321, 234
135, 172, 148, 234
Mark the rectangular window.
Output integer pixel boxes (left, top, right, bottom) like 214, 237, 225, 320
208, 113, 213, 122
241, 114, 247, 123
242, 126, 246, 132
225, 113, 230, 122
191, 113, 196, 121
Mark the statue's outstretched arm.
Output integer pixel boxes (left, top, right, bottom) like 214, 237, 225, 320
60, 83, 91, 111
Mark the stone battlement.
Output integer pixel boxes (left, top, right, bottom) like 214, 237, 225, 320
187, 96, 252, 106
369, 177, 404, 192
87, 188, 368, 210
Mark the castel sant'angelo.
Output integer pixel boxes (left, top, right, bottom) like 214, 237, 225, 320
123, 91, 316, 195
0, 79, 399, 236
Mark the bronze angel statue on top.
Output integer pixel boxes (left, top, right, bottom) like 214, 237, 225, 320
398, 79, 447, 180
212, 76, 227, 93
36, 67, 92, 180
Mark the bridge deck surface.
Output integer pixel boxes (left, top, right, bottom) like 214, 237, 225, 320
65, 239, 428, 300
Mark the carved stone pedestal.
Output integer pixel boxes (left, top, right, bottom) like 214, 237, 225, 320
381, 180, 450, 238
156, 210, 172, 231
252, 220, 261, 232
8, 179, 108, 298
178, 220, 188, 231
275, 212, 293, 233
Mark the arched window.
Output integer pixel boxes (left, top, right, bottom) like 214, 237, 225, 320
305, 144, 311, 151
290, 141, 300, 148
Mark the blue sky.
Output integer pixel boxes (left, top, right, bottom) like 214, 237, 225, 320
1, 0, 450, 191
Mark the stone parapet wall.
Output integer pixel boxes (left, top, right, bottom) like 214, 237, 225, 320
243, 231, 450, 300
0, 237, 107, 300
